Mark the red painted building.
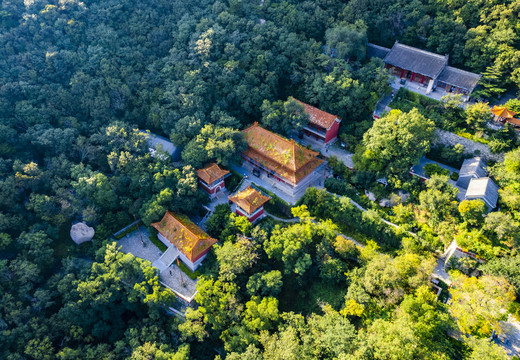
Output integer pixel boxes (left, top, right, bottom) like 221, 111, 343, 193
196, 163, 229, 197
229, 186, 270, 223
296, 100, 341, 144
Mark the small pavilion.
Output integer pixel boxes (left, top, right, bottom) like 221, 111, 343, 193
491, 106, 520, 127
196, 163, 229, 197
229, 186, 270, 223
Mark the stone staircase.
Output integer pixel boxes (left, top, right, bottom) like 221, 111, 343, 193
152, 246, 179, 272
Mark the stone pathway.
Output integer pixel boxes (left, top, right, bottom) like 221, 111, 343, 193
497, 315, 520, 357
432, 257, 452, 285
296, 135, 355, 169
433, 129, 504, 162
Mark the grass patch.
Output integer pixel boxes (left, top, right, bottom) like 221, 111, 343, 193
388, 87, 445, 126
114, 223, 139, 240
148, 229, 168, 252
175, 262, 201, 280
251, 183, 293, 219
456, 131, 490, 144
424, 163, 451, 178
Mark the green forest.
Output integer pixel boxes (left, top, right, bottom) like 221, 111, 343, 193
1, 0, 520, 359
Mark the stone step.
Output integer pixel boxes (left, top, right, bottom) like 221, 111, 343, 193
157, 246, 179, 268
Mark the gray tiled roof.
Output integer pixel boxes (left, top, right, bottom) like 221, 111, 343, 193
456, 157, 487, 190
438, 66, 481, 91
383, 41, 448, 79
366, 43, 390, 59
465, 177, 499, 210
141, 131, 181, 160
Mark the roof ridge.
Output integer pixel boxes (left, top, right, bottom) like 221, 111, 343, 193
394, 42, 447, 60
367, 42, 391, 51
443, 66, 482, 78
167, 211, 205, 241
243, 124, 319, 170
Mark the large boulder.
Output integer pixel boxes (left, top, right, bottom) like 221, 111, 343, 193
70, 222, 95, 245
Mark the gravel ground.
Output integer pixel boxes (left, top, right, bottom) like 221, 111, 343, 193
118, 226, 162, 263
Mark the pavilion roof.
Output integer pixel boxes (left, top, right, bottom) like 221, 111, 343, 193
151, 211, 217, 263
491, 106, 517, 119
294, 99, 340, 129
196, 163, 229, 184
229, 186, 270, 214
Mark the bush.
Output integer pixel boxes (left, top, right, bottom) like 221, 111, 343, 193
388, 88, 444, 126
324, 178, 358, 198
424, 163, 450, 178
252, 183, 292, 219
488, 138, 511, 154
450, 172, 459, 181
225, 169, 243, 192
426, 144, 466, 168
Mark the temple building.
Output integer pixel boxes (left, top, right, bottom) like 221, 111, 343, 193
367, 41, 481, 97
241, 123, 326, 198
196, 163, 229, 197
295, 100, 341, 144
151, 211, 217, 271
465, 177, 499, 211
456, 157, 487, 190
491, 106, 520, 127
229, 186, 270, 223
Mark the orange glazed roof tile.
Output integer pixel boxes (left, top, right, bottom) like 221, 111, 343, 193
151, 211, 217, 263
196, 163, 229, 184
229, 186, 270, 214
295, 99, 340, 129
505, 117, 520, 126
491, 106, 516, 119
242, 123, 324, 184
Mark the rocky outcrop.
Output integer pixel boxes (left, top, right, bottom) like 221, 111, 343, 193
70, 222, 95, 245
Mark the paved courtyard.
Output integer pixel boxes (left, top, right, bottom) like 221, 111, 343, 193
117, 226, 198, 301
118, 226, 162, 263
160, 264, 198, 302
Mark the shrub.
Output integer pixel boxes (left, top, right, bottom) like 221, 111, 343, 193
324, 178, 358, 198
225, 169, 243, 192
252, 183, 292, 219
450, 172, 459, 181
488, 138, 510, 154
426, 144, 466, 168
424, 163, 450, 178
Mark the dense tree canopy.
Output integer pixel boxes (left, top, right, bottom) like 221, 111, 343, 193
1, 0, 520, 359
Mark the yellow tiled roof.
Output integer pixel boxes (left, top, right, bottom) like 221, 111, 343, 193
196, 163, 229, 184
151, 211, 217, 262
294, 99, 339, 129
491, 106, 516, 119
229, 186, 270, 214
242, 123, 324, 184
